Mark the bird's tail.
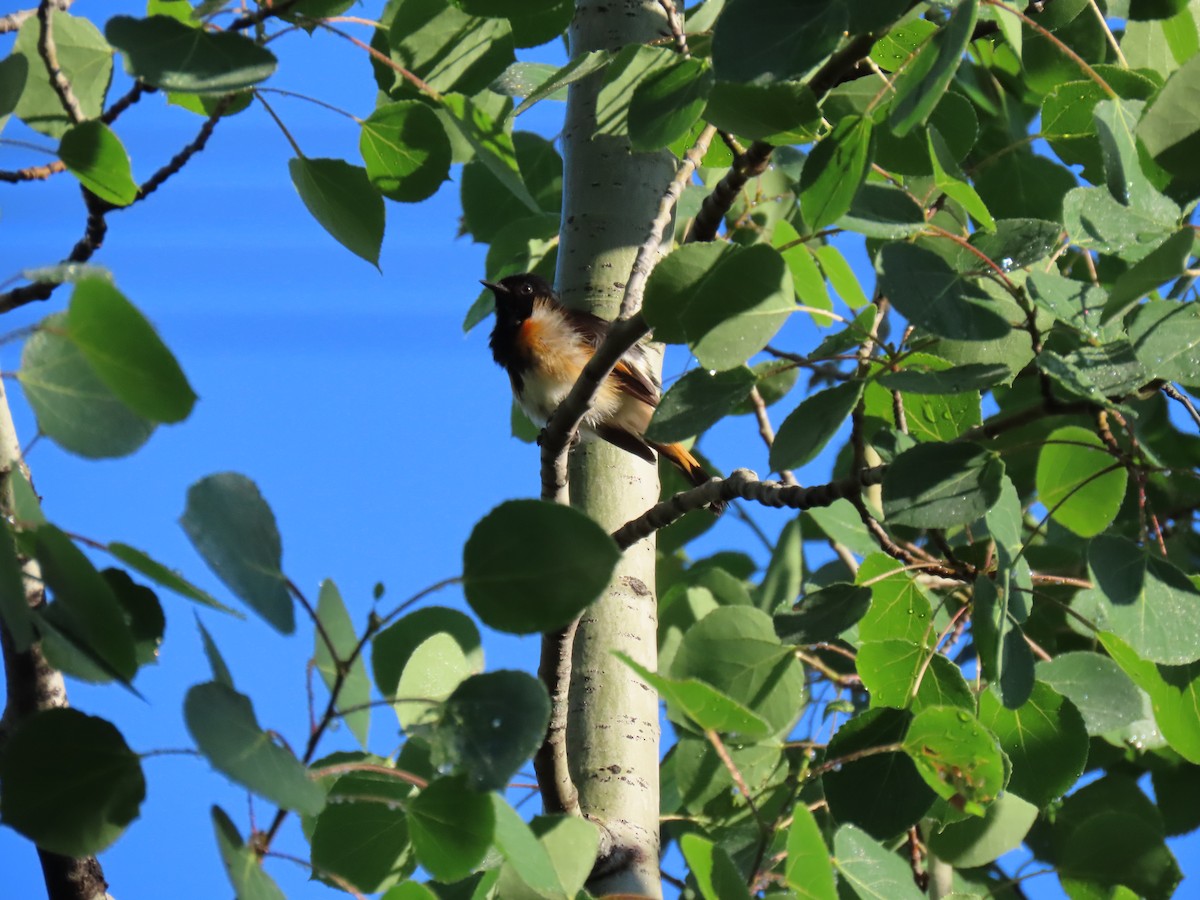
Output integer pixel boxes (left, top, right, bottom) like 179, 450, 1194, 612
648, 440, 724, 514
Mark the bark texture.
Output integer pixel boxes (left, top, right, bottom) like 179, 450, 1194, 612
557, 1, 674, 895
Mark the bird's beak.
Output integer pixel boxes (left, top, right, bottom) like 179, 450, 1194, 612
480, 280, 503, 293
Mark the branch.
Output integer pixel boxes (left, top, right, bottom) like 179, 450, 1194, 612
0, 96, 227, 314
687, 140, 773, 243
1164, 383, 1200, 429
532, 619, 582, 816
538, 126, 717, 503
613, 466, 885, 550
36, 0, 84, 124
228, 0, 303, 31
0, 0, 68, 35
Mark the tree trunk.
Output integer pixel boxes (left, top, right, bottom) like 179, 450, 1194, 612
557, 2, 672, 896
0, 378, 113, 900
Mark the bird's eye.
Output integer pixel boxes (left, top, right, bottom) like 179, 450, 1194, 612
520, 283, 533, 295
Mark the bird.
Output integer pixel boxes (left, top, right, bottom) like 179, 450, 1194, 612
483, 273, 721, 509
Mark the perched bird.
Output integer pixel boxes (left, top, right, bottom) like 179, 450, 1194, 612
483, 273, 720, 506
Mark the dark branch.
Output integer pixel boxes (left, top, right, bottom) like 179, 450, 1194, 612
36, 0, 84, 124
612, 467, 886, 550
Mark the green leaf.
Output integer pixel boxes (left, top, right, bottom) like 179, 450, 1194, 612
359, 101, 451, 202
857, 553, 936, 647
770, 381, 864, 472
756, 516, 802, 613
926, 792, 1039, 867
618, 653, 771, 741
512, 50, 610, 117
0, 524, 34, 652
823, 708, 933, 838
928, 127, 995, 230
12, 11, 111, 138
0, 709, 144, 857
181, 473, 292, 633
18, 313, 155, 458
107, 542, 235, 615
314, 579, 370, 749
978, 681, 1089, 808
704, 80, 820, 142
684, 242, 794, 370
463, 500, 620, 634
435, 670, 549, 791
1036, 425, 1127, 537
1083, 535, 1200, 665
642, 242, 732, 344
310, 779, 410, 894
833, 823, 925, 900
1054, 775, 1181, 898
185, 681, 325, 815
34, 525, 138, 684
289, 158, 385, 268
211, 806, 287, 900
396, 632, 473, 729
974, 572, 1035, 711
381, 883, 438, 900
195, 615, 234, 688
531, 815, 599, 897
1062, 185, 1179, 259
879, 362, 1010, 394
1129, 298, 1200, 383
1102, 228, 1195, 323
1036, 341, 1148, 406
680, 833, 752, 900
1037, 651, 1146, 736
65, 278, 196, 424
1137, 53, 1200, 200
594, 45, 675, 138
670, 606, 806, 737
840, 183, 927, 239
1093, 98, 1176, 216
1101, 632, 1200, 763
627, 57, 713, 151
372, 606, 483, 699
381, 0, 513, 98
407, 775, 494, 882
889, 0, 979, 136
106, 15, 276, 93
856, 641, 971, 713
711, 0, 846, 85
645, 366, 756, 443
877, 243, 1012, 341
903, 705, 1005, 816
882, 442, 1004, 528
376, 607, 484, 705
58, 121, 138, 207
786, 803, 837, 899
440, 93, 541, 214
491, 797, 562, 897
774, 583, 872, 644
800, 117, 874, 231
1026, 271, 1116, 341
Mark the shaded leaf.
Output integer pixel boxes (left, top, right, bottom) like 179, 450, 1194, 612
181, 473, 292, 633
58, 121, 138, 207
289, 158, 385, 268
314, 579, 370, 749
882, 442, 1004, 528
360, 101, 451, 202
407, 775, 494, 882
463, 500, 620, 634
0, 709, 144, 857
106, 15, 276, 93
185, 681, 325, 815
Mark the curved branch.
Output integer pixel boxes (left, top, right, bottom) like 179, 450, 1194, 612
612, 466, 886, 550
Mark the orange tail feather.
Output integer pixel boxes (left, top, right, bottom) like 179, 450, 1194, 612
649, 441, 724, 513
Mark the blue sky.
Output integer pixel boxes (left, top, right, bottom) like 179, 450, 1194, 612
2, 3, 1197, 898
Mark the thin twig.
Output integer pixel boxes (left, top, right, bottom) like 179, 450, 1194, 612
36, 0, 84, 124
1164, 383, 1200, 429
748, 386, 797, 486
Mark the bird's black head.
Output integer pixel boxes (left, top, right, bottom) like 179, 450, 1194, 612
481, 273, 555, 321
483, 273, 555, 370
